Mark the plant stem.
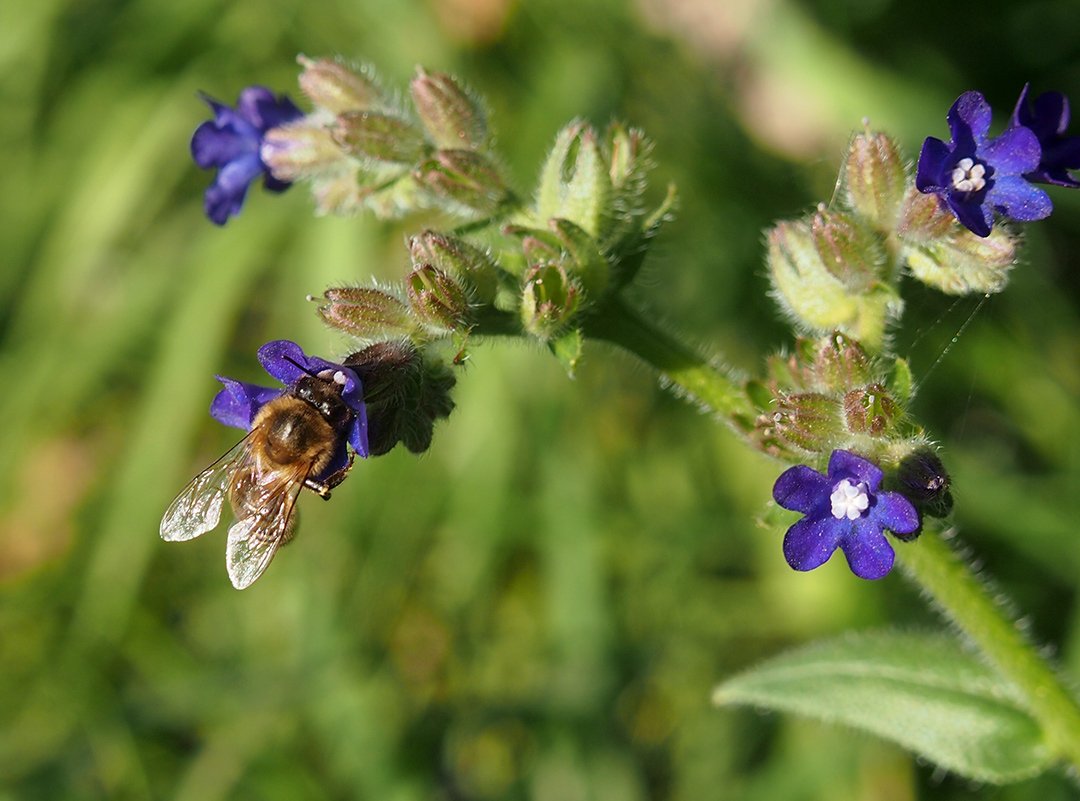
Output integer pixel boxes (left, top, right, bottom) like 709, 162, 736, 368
581, 295, 1080, 770
897, 525, 1080, 768
584, 297, 756, 422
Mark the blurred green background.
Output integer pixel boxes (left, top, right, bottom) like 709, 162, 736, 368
2, 0, 1080, 798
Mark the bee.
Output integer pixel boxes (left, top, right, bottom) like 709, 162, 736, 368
160, 367, 357, 589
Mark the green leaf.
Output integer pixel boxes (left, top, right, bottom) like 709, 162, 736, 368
713, 630, 1053, 783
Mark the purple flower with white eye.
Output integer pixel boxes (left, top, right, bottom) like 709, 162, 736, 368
211, 340, 369, 478
916, 91, 1051, 237
1011, 84, 1080, 188
191, 86, 304, 225
772, 449, 920, 580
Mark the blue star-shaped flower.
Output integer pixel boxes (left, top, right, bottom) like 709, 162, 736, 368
190, 86, 304, 225
772, 449, 920, 580
916, 91, 1051, 237
211, 340, 369, 479
1011, 84, 1080, 189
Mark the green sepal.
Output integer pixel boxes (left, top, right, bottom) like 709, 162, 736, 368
536, 121, 611, 240
888, 356, 914, 405
549, 328, 584, 378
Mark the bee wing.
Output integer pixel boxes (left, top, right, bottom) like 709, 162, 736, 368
160, 434, 255, 542
225, 467, 306, 589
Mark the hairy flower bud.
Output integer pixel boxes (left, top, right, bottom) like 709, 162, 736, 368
767, 219, 901, 350
410, 67, 489, 151
317, 286, 417, 341
344, 340, 456, 455
536, 122, 611, 239
407, 264, 472, 334
298, 56, 383, 114
521, 261, 580, 339
896, 448, 953, 521
810, 208, 886, 293
334, 111, 428, 165
261, 120, 348, 181
842, 128, 907, 230
843, 383, 898, 436
413, 149, 510, 216
899, 195, 1019, 295
408, 229, 499, 303
812, 332, 874, 391
770, 392, 844, 454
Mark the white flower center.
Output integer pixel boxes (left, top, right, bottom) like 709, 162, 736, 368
950, 157, 986, 193
830, 479, 870, 520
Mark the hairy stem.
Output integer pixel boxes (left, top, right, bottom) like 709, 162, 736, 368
584, 297, 755, 422
897, 526, 1080, 769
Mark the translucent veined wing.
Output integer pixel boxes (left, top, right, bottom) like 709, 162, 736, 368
225, 465, 307, 589
160, 433, 255, 542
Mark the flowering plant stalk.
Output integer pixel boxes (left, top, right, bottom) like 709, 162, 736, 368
173, 57, 1080, 781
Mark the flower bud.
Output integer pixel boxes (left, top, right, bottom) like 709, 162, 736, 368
767, 219, 901, 350
334, 111, 428, 165
770, 392, 844, 454
344, 340, 456, 455
406, 264, 472, 334
896, 448, 953, 521
549, 218, 609, 297
297, 56, 383, 115
842, 128, 907, 230
842, 383, 898, 436
261, 120, 347, 181
809, 208, 886, 293
413, 149, 510, 216
900, 214, 1018, 296
410, 67, 489, 151
521, 261, 580, 339
317, 287, 416, 341
408, 229, 499, 303
536, 122, 611, 239
811, 332, 874, 391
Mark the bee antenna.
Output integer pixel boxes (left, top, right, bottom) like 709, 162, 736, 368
283, 355, 320, 378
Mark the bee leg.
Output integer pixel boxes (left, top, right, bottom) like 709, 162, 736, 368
304, 452, 356, 501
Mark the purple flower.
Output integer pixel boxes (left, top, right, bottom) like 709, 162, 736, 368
772, 449, 920, 580
211, 340, 369, 478
916, 91, 1051, 237
191, 86, 304, 225
1011, 84, 1080, 188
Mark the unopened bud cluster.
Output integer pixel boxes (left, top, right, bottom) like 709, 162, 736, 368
742, 332, 929, 474
767, 127, 1021, 351
261, 57, 511, 218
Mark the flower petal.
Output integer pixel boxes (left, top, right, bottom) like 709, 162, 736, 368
945, 192, 992, 237
949, 91, 991, 143
783, 515, 845, 572
986, 175, 1053, 222
827, 449, 882, 490
203, 154, 264, 225
1033, 90, 1070, 136
872, 490, 921, 536
915, 137, 953, 191
257, 339, 310, 385
979, 125, 1041, 176
838, 523, 895, 580
773, 464, 831, 514
237, 85, 303, 131
210, 377, 282, 429
349, 409, 370, 458
190, 119, 254, 169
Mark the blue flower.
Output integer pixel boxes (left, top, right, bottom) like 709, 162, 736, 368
916, 91, 1051, 237
191, 86, 304, 225
211, 340, 369, 478
772, 449, 920, 580
1011, 84, 1080, 189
